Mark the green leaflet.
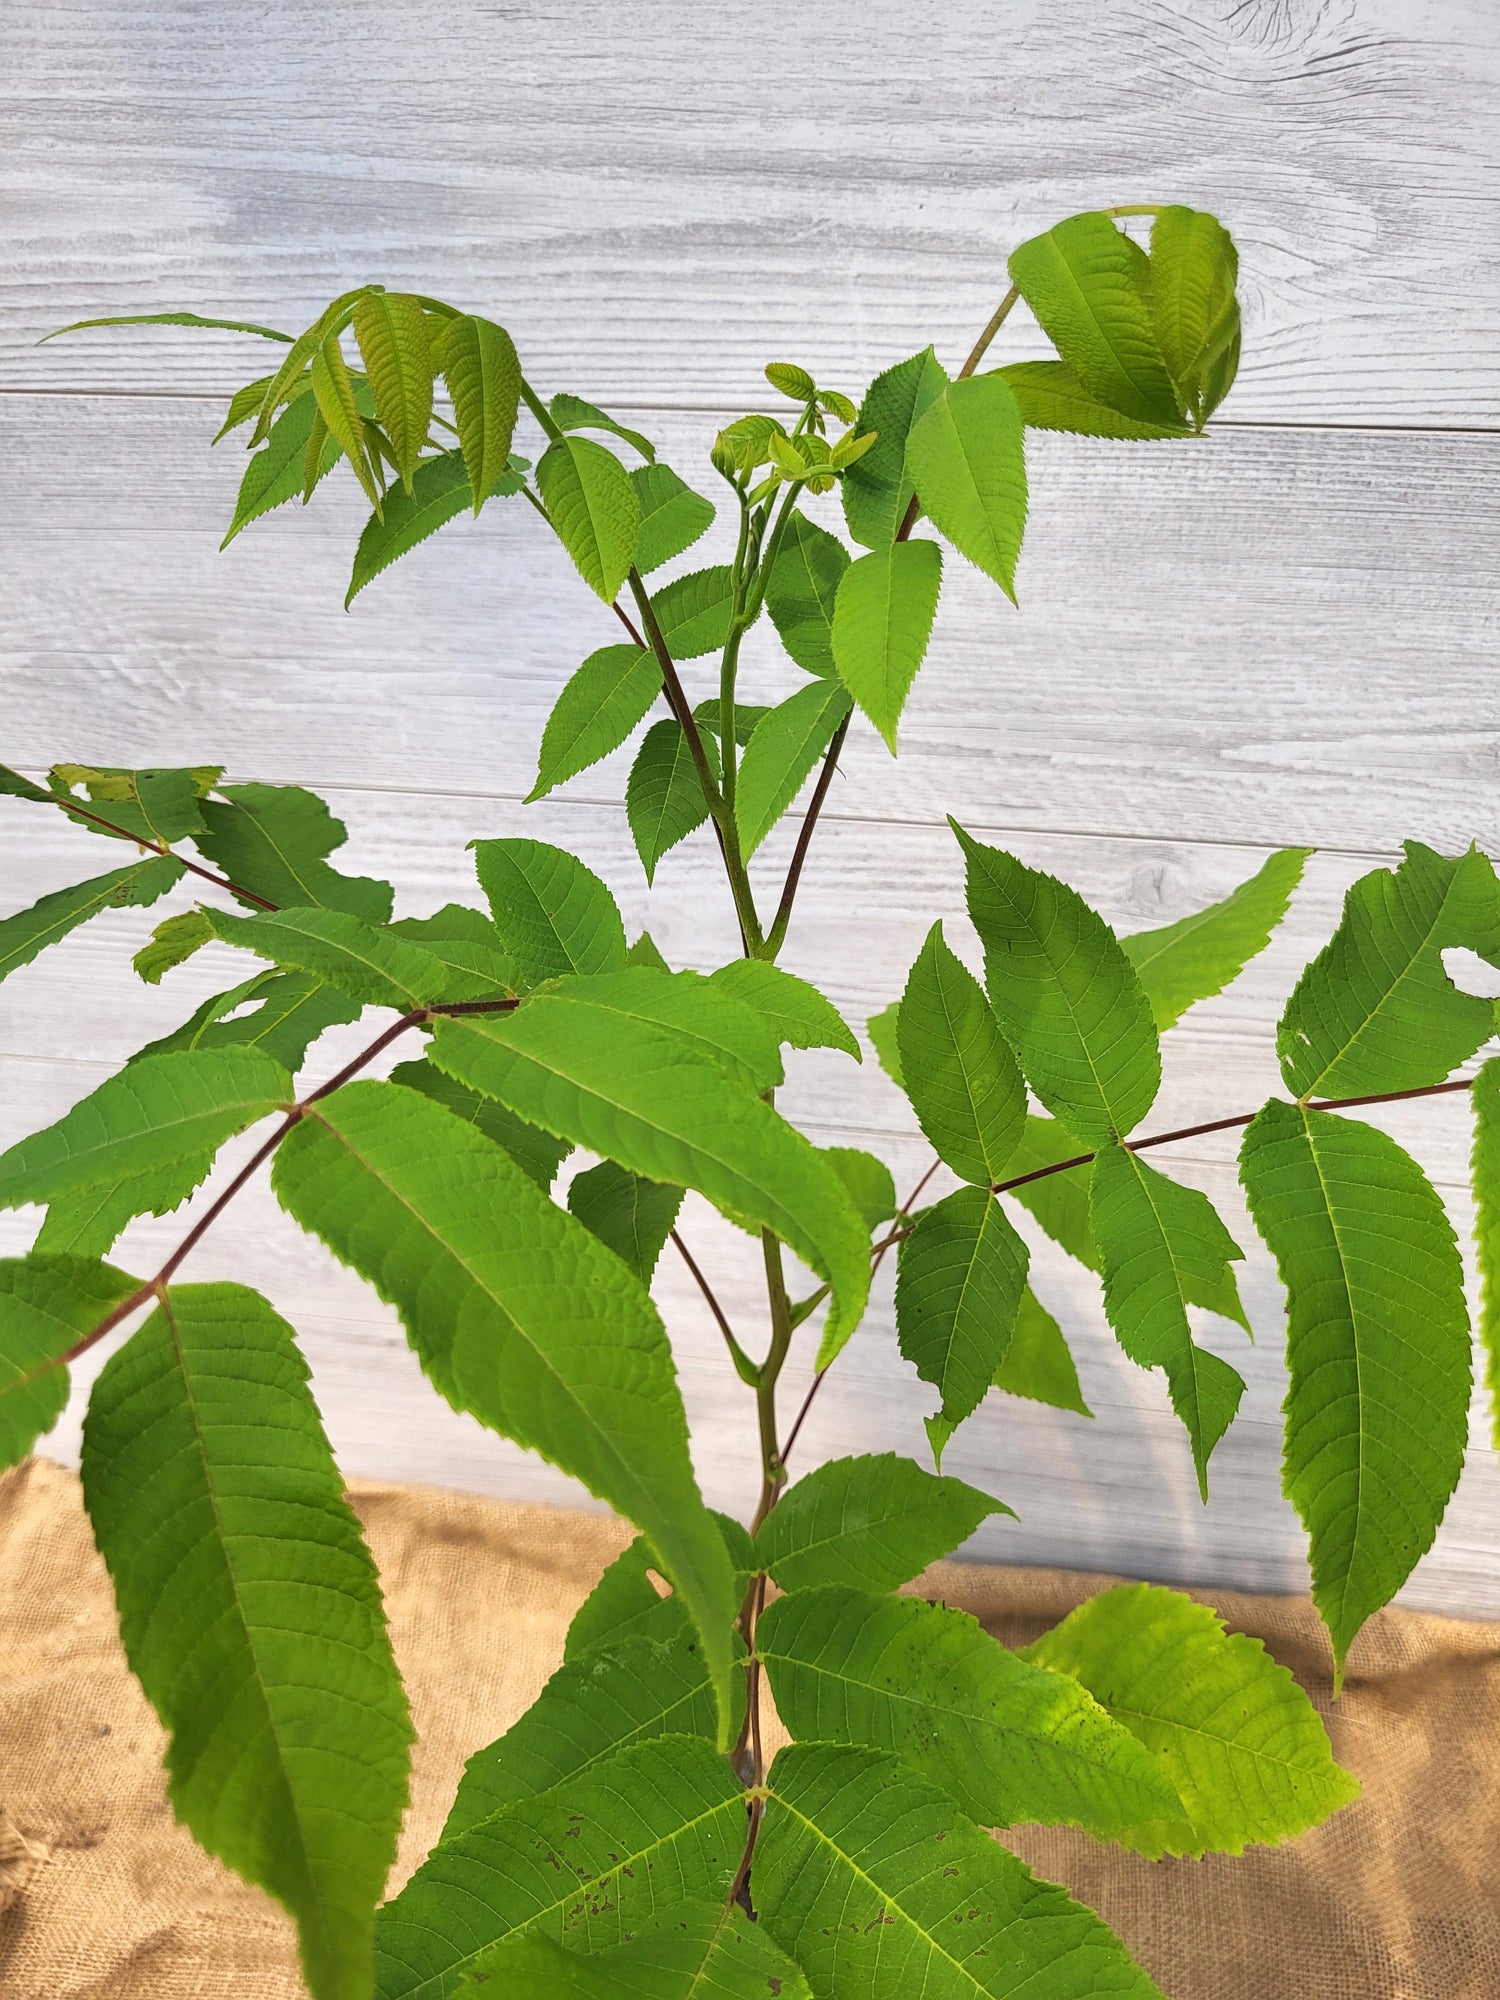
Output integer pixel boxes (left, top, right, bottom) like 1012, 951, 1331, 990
388, 1058, 570, 1191
134, 969, 361, 1075
822, 1146, 897, 1231
841, 345, 950, 549
1277, 841, 1500, 1101
993, 359, 1193, 440
1122, 846, 1311, 1031
757, 1743, 1164, 2000
426, 996, 871, 1355
248, 288, 375, 445
1240, 1101, 1471, 1678
630, 462, 716, 573
0, 1256, 137, 1470
440, 315, 521, 509
0, 1047, 290, 1219
352, 292, 433, 486
1089, 1142, 1248, 1498
346, 447, 526, 602
471, 837, 627, 984
80, 1283, 412, 2000
1025, 1582, 1359, 1859
754, 1451, 1010, 1593
455, 1904, 810, 2000
374, 1736, 745, 2000
564, 1537, 691, 1664
50, 762, 218, 846
1008, 211, 1184, 427
866, 999, 904, 1086
764, 512, 850, 676
627, 929, 671, 972
195, 782, 395, 921
831, 539, 942, 750
899, 922, 1026, 1185
759, 1587, 1187, 1840
134, 909, 215, 984
0, 762, 51, 801
905, 376, 1027, 600
272, 1082, 738, 1738
1473, 1057, 1500, 1449
537, 434, 640, 601
222, 393, 341, 546
0, 855, 183, 985
441, 1630, 724, 1842
694, 697, 769, 747
207, 905, 462, 1010
551, 392, 657, 463
995, 1287, 1092, 1417
999, 1115, 1097, 1270
734, 680, 851, 857
47, 308, 293, 343
956, 823, 1161, 1143
541, 969, 783, 1093
527, 644, 660, 801
626, 720, 720, 882
311, 331, 381, 504
1149, 206, 1242, 427
388, 905, 518, 996
895, 1185, 1029, 1459
567, 1159, 683, 1284
707, 959, 860, 1060
649, 565, 736, 659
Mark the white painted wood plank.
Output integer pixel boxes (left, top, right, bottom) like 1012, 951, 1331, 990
4, 2, 1497, 423
3, 400, 1498, 857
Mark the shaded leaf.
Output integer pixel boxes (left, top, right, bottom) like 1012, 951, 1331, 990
896, 1185, 1029, 1457
866, 999, 904, 1087
134, 909, 216, 985
627, 721, 719, 883
388, 905, 517, 997
456, 1904, 809, 2000
274, 1084, 738, 1737
195, 783, 395, 921
1240, 1100, 1471, 1677
567, 1160, 683, 1284
841, 345, 950, 549
0, 856, 183, 986
956, 824, 1161, 1143
822, 1147, 897, 1231
999, 1115, 1097, 1270
754, 1450, 1009, 1593
709, 959, 859, 1060
1472, 1056, 1500, 1450
830, 539, 943, 749
528, 644, 660, 801
1025, 1581, 1359, 1857
630, 462, 716, 574
82, 1282, 412, 2000
1123, 847, 1311, 1031
734, 680, 851, 857
389, 1057, 570, 1190
765, 512, 850, 676
899, 922, 1025, 1185
537, 434, 639, 600
0, 1256, 137, 1470
472, 838, 627, 984
994, 1287, 1092, 1416
906, 376, 1027, 599
564, 1538, 686, 1664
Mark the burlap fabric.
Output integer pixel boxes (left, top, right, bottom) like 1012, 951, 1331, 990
1, 1458, 1496, 1999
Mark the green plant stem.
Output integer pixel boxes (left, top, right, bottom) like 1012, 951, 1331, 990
718, 493, 755, 817
672, 1229, 760, 1385
751, 1228, 796, 1534
518, 376, 565, 443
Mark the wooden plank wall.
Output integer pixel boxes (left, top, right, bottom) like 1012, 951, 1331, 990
4, 0, 1499, 1614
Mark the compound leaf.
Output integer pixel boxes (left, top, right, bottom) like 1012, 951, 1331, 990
896, 1185, 1029, 1458
567, 1159, 683, 1285
1240, 1100, 1472, 1678
630, 463, 716, 574
999, 1116, 1097, 1270
440, 315, 521, 508
899, 922, 1025, 1185
1277, 841, 1500, 1100
195, 783, 395, 921
708, 959, 859, 1060
0, 1256, 137, 1470
757, 1743, 1164, 1999
1123, 847, 1310, 1031
1025, 1582, 1359, 1859
765, 512, 850, 676
753, 1451, 1010, 1593
626, 720, 719, 883
538, 435, 640, 601
906, 375, 1027, 599
734, 680, 851, 857
427, 997, 871, 1355
830, 539, 943, 749
957, 825, 1161, 1143
841, 345, 951, 549
0, 855, 183, 985
528, 644, 661, 801
81, 1282, 412, 2000
1008, 211, 1183, 426
471, 838, 627, 984
1090, 1142, 1248, 1497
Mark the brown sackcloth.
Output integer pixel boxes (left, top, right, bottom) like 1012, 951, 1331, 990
1, 1458, 1497, 2000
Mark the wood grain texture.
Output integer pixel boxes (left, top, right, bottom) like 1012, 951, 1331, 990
4, 0, 1499, 1614
4, 2, 1499, 422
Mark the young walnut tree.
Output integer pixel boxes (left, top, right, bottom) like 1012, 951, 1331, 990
2, 205, 1492, 1998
